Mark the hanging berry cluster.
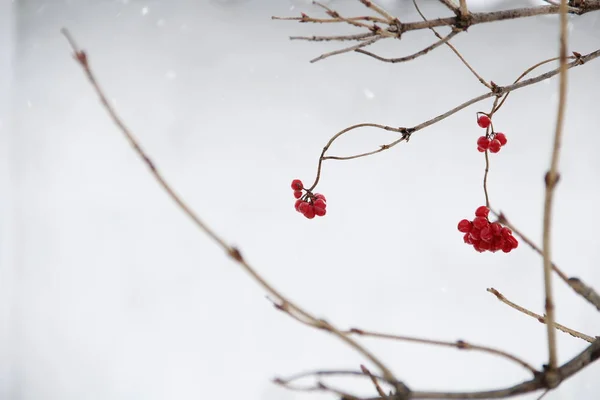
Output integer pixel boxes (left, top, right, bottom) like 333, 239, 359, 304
291, 179, 327, 219
457, 206, 518, 253
476, 114, 508, 153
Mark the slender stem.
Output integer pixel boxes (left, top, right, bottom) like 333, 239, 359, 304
542, 0, 569, 372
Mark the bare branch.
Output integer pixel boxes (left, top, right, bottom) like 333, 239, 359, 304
487, 288, 595, 343
567, 278, 600, 312
290, 33, 377, 42
438, 0, 459, 13
361, 364, 390, 399
459, 0, 468, 17
355, 29, 459, 63
311, 37, 381, 63
541, 0, 569, 372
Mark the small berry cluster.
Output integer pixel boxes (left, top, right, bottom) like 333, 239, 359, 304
457, 206, 519, 253
476, 115, 508, 153
291, 179, 327, 219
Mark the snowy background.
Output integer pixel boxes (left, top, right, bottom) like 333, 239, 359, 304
1, 0, 600, 399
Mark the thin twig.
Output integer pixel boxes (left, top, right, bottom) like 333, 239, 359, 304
61, 28, 405, 393
355, 29, 459, 63
438, 0, 459, 12
347, 328, 539, 375
290, 33, 377, 42
459, 0, 468, 17
361, 365, 390, 399
541, 0, 569, 372
412, 0, 491, 89
487, 288, 595, 343
311, 37, 381, 63
359, 0, 396, 22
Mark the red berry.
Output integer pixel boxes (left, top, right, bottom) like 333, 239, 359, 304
291, 179, 303, 191
473, 216, 489, 230
477, 115, 491, 128
295, 199, 303, 211
463, 233, 473, 244
489, 139, 502, 153
478, 240, 491, 251
469, 228, 481, 240
506, 235, 519, 249
501, 227, 513, 239
458, 219, 473, 233
475, 206, 490, 218
314, 199, 326, 209
304, 206, 316, 219
314, 207, 326, 217
495, 132, 507, 146
480, 226, 493, 242
477, 136, 490, 150
502, 243, 513, 253
298, 201, 309, 214
314, 193, 327, 202
293, 190, 303, 199
490, 222, 502, 236
477, 146, 486, 153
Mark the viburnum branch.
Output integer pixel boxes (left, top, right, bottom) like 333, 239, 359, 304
438, 0, 459, 13
494, 209, 600, 312
542, 0, 569, 373
355, 28, 460, 63
412, 0, 491, 89
359, 0, 397, 23
347, 328, 539, 375
459, 0, 468, 17
272, 14, 389, 24
481, 97, 501, 207
61, 28, 405, 393
275, 2, 600, 50
361, 364, 390, 399
308, 49, 599, 191
273, 378, 363, 400
312, 1, 397, 37
290, 33, 378, 42
487, 288, 595, 343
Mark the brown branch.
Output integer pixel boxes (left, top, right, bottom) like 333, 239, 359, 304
541, 0, 569, 372
458, 0, 468, 17
568, 278, 600, 312
487, 288, 595, 343
311, 37, 381, 63
361, 364, 390, 399
355, 29, 459, 63
347, 328, 539, 375
61, 28, 406, 393
412, 0, 491, 89
290, 33, 377, 42
438, 0, 459, 13
359, 0, 396, 23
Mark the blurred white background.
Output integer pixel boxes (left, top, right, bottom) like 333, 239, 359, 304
1, 0, 599, 399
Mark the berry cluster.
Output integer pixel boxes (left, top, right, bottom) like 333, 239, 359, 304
291, 179, 327, 219
476, 115, 508, 153
457, 206, 518, 253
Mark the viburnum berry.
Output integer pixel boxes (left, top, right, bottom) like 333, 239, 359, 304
294, 199, 303, 211
458, 206, 519, 253
495, 132, 507, 146
457, 219, 472, 233
489, 139, 502, 153
291, 179, 303, 191
475, 205, 490, 218
293, 188, 328, 219
293, 190, 303, 199
477, 115, 491, 128
477, 136, 490, 152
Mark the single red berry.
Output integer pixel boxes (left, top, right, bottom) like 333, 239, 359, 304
477, 115, 491, 128
314, 199, 326, 209
506, 235, 519, 249
470, 227, 481, 240
473, 242, 485, 253
495, 132, 507, 146
478, 240, 491, 251
477, 136, 490, 150
480, 226, 493, 242
314, 193, 327, 202
473, 216, 489, 230
293, 190, 303, 199
502, 243, 513, 253
304, 205, 316, 219
314, 207, 326, 217
501, 227, 513, 239
475, 206, 490, 218
477, 146, 486, 153
457, 219, 473, 233
294, 199, 303, 211
291, 179, 303, 191
489, 139, 502, 153
490, 222, 502, 236
298, 201, 309, 214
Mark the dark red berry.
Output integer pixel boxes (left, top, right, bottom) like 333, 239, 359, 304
506, 235, 519, 249
489, 139, 502, 153
463, 233, 473, 244
298, 201, 309, 214
314, 207, 326, 217
293, 190, 303, 199
495, 132, 507, 146
314, 193, 327, 202
477, 115, 491, 128
458, 219, 473, 233
291, 179, 303, 191
304, 205, 316, 219
501, 227, 513, 239
490, 222, 502, 236
470, 228, 481, 240
477, 136, 490, 150
295, 199, 303, 211
473, 216, 489, 230
475, 206, 490, 218
480, 226, 493, 242
314, 199, 326, 209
